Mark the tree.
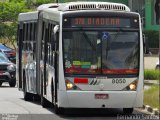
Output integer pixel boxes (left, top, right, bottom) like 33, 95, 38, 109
25, 0, 56, 8
0, 1, 29, 49
0, 0, 69, 49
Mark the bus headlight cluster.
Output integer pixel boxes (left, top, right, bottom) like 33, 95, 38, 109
66, 81, 73, 89
65, 80, 80, 90
7, 64, 16, 71
129, 83, 136, 90
123, 80, 138, 91
128, 81, 138, 91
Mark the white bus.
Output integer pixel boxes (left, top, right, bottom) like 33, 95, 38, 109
17, 2, 144, 114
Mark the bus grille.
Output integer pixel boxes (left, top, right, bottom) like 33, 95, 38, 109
0, 65, 8, 71
0, 75, 9, 80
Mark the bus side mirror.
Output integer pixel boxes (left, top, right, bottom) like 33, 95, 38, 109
53, 25, 59, 42
54, 25, 59, 34
51, 25, 59, 51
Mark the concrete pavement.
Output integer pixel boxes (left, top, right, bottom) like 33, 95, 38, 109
0, 84, 159, 120
144, 56, 159, 69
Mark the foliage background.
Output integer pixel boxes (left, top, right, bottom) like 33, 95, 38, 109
0, 0, 56, 49
143, 30, 159, 48
144, 69, 160, 80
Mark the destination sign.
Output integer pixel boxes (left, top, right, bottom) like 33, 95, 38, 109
63, 17, 139, 28
72, 17, 130, 27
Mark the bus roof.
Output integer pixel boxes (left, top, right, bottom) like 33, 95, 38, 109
37, 2, 130, 12
58, 2, 130, 12
18, 2, 131, 22
18, 11, 38, 22
37, 3, 59, 11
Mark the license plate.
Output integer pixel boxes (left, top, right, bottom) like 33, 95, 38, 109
95, 94, 109, 99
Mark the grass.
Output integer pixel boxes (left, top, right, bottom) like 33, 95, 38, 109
144, 85, 160, 110
144, 69, 160, 80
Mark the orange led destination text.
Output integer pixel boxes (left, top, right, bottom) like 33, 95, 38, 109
74, 18, 120, 26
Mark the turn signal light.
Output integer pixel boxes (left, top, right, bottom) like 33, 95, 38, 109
65, 79, 81, 90
123, 80, 138, 91
129, 83, 136, 90
66, 82, 73, 89
128, 81, 137, 91
66, 80, 74, 90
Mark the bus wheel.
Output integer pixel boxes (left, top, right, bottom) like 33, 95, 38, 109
33, 95, 41, 102
123, 108, 133, 114
41, 97, 50, 108
9, 79, 16, 87
54, 105, 64, 114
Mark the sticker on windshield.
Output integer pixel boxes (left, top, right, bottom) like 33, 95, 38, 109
73, 61, 81, 66
102, 32, 110, 41
65, 60, 72, 68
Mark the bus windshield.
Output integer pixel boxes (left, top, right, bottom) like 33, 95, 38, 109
63, 31, 139, 75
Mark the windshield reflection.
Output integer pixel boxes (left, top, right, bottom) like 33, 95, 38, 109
63, 31, 139, 75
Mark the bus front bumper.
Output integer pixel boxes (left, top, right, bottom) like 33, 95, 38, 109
58, 90, 143, 108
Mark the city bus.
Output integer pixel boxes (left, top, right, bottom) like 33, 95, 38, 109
17, 2, 144, 114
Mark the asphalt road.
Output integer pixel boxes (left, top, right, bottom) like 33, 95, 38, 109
0, 84, 159, 120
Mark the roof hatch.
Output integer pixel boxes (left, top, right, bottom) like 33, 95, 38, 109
58, 2, 130, 12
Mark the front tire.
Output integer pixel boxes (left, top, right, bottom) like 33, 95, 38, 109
123, 108, 133, 114
9, 79, 16, 87
54, 104, 64, 114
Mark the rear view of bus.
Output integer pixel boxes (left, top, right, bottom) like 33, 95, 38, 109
59, 2, 143, 114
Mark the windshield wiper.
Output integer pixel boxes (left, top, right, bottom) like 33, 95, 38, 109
82, 32, 96, 51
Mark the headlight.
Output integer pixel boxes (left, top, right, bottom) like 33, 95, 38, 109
129, 83, 136, 90
123, 80, 138, 91
65, 79, 81, 90
127, 80, 138, 91
66, 80, 74, 89
7, 64, 16, 71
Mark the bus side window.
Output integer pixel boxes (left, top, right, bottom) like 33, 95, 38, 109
46, 23, 53, 65
50, 25, 59, 66
50, 26, 55, 66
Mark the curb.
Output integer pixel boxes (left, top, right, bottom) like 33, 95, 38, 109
143, 105, 160, 116
144, 80, 159, 85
